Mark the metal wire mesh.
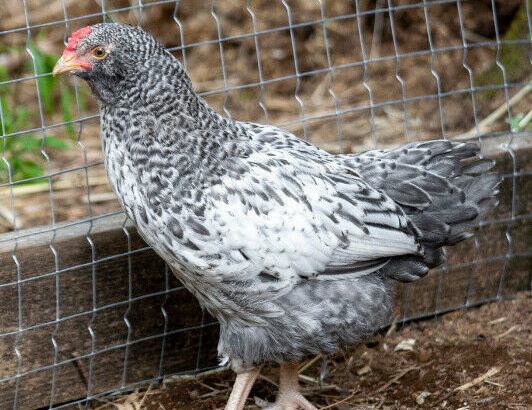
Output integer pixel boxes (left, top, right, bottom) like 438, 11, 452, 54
0, 0, 530, 408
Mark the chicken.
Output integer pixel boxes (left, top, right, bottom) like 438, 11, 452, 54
53, 23, 500, 409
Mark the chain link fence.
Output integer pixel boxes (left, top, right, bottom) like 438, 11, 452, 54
0, 0, 530, 408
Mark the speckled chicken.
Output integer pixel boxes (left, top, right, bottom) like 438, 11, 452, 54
54, 23, 500, 410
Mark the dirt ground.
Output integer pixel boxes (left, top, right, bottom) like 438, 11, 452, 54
87, 293, 531, 410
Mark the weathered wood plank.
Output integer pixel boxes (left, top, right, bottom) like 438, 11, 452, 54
0, 133, 529, 409
0, 221, 219, 409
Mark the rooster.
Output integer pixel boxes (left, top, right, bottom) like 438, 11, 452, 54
54, 23, 499, 410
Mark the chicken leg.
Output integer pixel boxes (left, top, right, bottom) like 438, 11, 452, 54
225, 367, 262, 410
266, 362, 317, 410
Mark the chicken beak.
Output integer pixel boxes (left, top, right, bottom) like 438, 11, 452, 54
52, 54, 88, 76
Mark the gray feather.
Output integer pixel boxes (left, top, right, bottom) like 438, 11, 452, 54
69, 23, 501, 372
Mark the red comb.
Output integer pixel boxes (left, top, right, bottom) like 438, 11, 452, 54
65, 26, 92, 53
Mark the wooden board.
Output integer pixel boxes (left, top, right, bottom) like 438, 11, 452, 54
0, 133, 530, 409
0, 215, 220, 409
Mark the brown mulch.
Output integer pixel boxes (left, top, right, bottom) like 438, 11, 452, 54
0, 0, 528, 233
89, 293, 531, 410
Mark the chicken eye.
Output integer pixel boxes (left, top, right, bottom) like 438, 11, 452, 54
92, 47, 107, 59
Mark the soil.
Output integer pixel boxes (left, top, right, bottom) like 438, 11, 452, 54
89, 293, 531, 410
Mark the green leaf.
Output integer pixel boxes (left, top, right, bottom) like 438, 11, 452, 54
29, 42, 57, 115
45, 135, 70, 149
60, 84, 74, 138
18, 135, 42, 151
0, 66, 9, 95
0, 98, 14, 134
17, 158, 43, 180
505, 112, 525, 131
12, 108, 31, 133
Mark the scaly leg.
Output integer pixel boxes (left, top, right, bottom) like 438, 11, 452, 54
267, 362, 317, 410
225, 367, 262, 410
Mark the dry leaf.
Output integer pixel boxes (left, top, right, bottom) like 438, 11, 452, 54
394, 338, 416, 352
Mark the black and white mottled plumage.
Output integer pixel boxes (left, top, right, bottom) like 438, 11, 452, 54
56, 23, 500, 381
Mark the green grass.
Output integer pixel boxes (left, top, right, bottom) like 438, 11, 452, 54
0, 95, 70, 184
505, 112, 531, 132
0, 35, 87, 185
